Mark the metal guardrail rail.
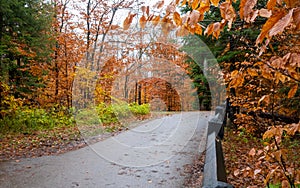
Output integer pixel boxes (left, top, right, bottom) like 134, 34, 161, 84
202, 102, 234, 188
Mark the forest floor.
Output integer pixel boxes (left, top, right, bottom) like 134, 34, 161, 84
223, 128, 300, 187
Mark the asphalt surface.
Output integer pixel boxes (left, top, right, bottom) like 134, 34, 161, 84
0, 111, 211, 188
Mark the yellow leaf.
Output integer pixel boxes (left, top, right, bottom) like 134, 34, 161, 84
288, 84, 298, 98
173, 12, 182, 26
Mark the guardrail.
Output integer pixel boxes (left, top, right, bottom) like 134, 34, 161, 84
202, 101, 233, 188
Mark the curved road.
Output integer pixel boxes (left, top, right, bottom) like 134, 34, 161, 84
0, 112, 211, 188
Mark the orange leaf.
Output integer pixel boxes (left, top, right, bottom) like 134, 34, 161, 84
123, 13, 136, 30
139, 15, 147, 29
194, 23, 203, 35
256, 9, 285, 45
210, 0, 220, 7
204, 23, 214, 36
151, 15, 160, 26
288, 84, 298, 98
247, 68, 258, 76
267, 0, 277, 10
192, 0, 200, 9
269, 9, 293, 37
173, 12, 182, 26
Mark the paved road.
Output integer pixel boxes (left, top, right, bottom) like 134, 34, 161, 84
0, 112, 211, 188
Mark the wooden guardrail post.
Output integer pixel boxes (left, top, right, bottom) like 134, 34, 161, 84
202, 103, 233, 188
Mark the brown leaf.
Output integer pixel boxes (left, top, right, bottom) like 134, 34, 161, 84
240, 0, 257, 21
254, 169, 261, 178
288, 84, 298, 98
166, 4, 176, 14
293, 7, 300, 30
285, 122, 300, 135
176, 26, 189, 37
188, 10, 201, 26
146, 6, 150, 16
220, 2, 236, 29
259, 9, 272, 18
141, 6, 146, 13
284, 0, 300, 8
234, 169, 240, 176
155, 0, 164, 9
263, 127, 276, 140
282, 180, 289, 188
264, 167, 279, 184
269, 9, 293, 37
249, 148, 256, 157
212, 22, 221, 38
